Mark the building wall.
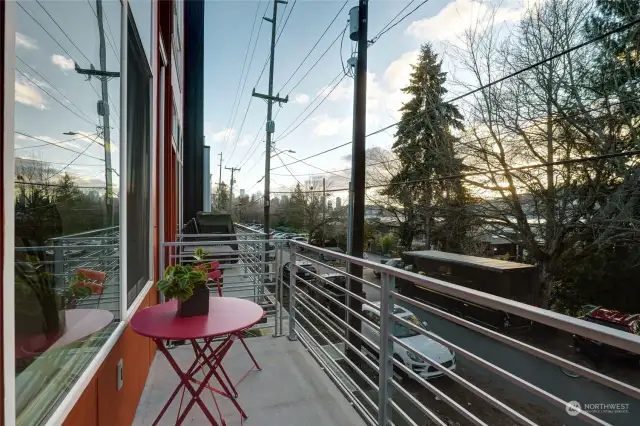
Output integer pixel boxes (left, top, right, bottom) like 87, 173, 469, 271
61, 291, 157, 426
57, 1, 181, 424
2, 0, 183, 424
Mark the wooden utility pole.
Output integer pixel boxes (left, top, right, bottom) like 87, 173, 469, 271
347, 0, 368, 361
225, 166, 240, 213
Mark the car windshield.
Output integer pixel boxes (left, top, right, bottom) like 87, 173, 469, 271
392, 314, 423, 338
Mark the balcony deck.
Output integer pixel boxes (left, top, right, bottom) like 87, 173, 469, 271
133, 335, 367, 426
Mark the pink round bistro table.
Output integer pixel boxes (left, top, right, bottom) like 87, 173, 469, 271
131, 297, 264, 426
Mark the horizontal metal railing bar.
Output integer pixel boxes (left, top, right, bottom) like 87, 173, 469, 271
48, 226, 119, 240
287, 275, 380, 332
294, 295, 433, 426
296, 264, 381, 311
392, 291, 640, 400
293, 287, 381, 354
294, 252, 382, 292
392, 313, 613, 426
291, 241, 640, 356
388, 333, 536, 426
294, 329, 378, 426
294, 289, 491, 426
293, 306, 420, 426
16, 245, 119, 251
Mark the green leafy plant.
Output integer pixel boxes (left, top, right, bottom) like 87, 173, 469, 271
156, 263, 208, 302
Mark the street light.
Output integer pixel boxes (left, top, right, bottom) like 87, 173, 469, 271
63, 131, 104, 146
270, 149, 295, 157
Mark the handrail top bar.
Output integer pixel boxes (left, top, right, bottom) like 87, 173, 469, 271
48, 226, 120, 240
289, 240, 640, 355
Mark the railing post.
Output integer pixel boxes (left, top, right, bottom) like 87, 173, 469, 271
378, 272, 395, 425
276, 242, 284, 337
288, 248, 297, 341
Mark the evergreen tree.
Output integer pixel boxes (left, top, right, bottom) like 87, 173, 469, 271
382, 43, 470, 250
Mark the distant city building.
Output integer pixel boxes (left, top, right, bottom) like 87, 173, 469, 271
328, 200, 333, 210
336, 197, 342, 208
239, 189, 245, 197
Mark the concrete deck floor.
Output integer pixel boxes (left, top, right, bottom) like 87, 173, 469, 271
133, 335, 367, 426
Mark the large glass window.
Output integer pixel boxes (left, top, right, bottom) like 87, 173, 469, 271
13, 1, 121, 423
126, 9, 152, 306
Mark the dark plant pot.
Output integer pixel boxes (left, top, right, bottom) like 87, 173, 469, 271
177, 285, 210, 318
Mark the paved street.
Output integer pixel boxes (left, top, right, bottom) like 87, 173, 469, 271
277, 247, 638, 425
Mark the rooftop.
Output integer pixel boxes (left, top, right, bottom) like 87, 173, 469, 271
405, 250, 536, 272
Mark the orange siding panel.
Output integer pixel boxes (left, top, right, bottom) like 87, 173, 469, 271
61, 378, 98, 426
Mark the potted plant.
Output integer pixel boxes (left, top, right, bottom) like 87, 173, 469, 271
157, 251, 219, 317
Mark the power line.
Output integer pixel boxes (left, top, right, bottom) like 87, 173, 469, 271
277, 1, 348, 93
17, 2, 77, 61
273, 149, 303, 186
36, 0, 93, 64
221, 0, 265, 155
16, 68, 99, 127
272, 17, 640, 169
275, 0, 297, 44
48, 136, 102, 180
14, 131, 105, 162
16, 56, 96, 125
16, 132, 100, 151
86, 0, 120, 64
237, 117, 267, 168
284, 24, 348, 96
367, 15, 640, 138
275, 70, 345, 141
253, 0, 291, 88
270, 149, 640, 194
369, 0, 430, 44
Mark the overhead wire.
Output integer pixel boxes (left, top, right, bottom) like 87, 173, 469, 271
221, 0, 266, 155
283, 24, 348, 96
14, 131, 105, 162
16, 69, 99, 127
16, 56, 97, 126
275, 70, 346, 142
277, 0, 349, 93
369, 0, 430, 44
270, 149, 640, 194
230, 0, 294, 162
273, 17, 640, 169
16, 132, 101, 151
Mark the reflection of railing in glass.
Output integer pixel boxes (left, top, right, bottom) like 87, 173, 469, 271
16, 226, 120, 316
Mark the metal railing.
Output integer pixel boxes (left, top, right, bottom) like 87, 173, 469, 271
282, 241, 640, 426
15, 226, 120, 317
160, 227, 285, 336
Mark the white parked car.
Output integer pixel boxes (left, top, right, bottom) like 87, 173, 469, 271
361, 303, 456, 380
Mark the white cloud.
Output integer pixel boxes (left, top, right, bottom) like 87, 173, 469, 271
16, 32, 37, 50
317, 79, 353, 102
211, 128, 235, 142
312, 114, 351, 137
15, 76, 46, 110
292, 93, 310, 105
384, 51, 419, 91
406, 0, 530, 43
51, 54, 74, 70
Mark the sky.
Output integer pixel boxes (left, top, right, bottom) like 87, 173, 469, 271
9, 0, 536, 203
203, 0, 537, 200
